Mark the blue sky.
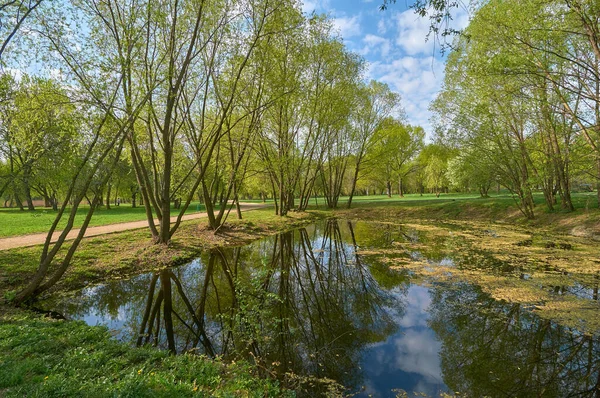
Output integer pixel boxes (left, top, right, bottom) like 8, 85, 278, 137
302, 0, 470, 138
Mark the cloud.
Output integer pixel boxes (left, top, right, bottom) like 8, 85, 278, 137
360, 34, 391, 57
301, 0, 330, 14
367, 56, 445, 137
395, 9, 435, 56
377, 18, 387, 35
395, 6, 470, 56
332, 15, 362, 39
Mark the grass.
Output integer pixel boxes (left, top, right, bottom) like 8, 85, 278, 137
313, 191, 598, 211
309, 191, 600, 237
2, 191, 597, 238
0, 313, 290, 397
0, 202, 207, 238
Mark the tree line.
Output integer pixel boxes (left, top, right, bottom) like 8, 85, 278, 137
432, 0, 600, 219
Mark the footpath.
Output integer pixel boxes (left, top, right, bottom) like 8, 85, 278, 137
0, 203, 268, 251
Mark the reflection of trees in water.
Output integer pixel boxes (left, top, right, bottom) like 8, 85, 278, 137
429, 282, 600, 397
258, 220, 400, 387
126, 219, 403, 391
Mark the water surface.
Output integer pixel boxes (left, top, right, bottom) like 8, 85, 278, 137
44, 220, 600, 397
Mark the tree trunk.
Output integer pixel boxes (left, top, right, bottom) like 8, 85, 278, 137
51, 194, 58, 211
106, 183, 112, 209
23, 166, 35, 211
347, 164, 360, 209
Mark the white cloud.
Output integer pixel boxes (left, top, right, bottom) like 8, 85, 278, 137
302, 0, 317, 13
301, 0, 330, 14
332, 15, 362, 39
377, 18, 387, 35
5, 67, 23, 81
395, 9, 435, 56
368, 56, 445, 137
360, 34, 391, 58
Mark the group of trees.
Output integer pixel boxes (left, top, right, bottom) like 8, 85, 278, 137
0, 0, 429, 303
432, 0, 600, 218
1, 0, 437, 224
5, 0, 600, 302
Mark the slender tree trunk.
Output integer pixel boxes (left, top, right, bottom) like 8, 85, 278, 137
106, 183, 112, 209
23, 165, 35, 211
347, 164, 360, 208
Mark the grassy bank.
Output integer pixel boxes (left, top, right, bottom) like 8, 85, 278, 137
0, 208, 323, 301
0, 314, 289, 397
322, 191, 600, 238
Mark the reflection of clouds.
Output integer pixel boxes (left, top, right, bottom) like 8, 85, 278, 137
362, 285, 445, 397
398, 286, 431, 328
393, 328, 442, 383
394, 286, 443, 389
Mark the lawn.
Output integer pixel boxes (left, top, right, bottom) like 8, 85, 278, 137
312, 191, 598, 212
0, 203, 206, 238
1, 191, 597, 238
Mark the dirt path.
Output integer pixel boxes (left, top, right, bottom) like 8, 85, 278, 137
0, 203, 269, 251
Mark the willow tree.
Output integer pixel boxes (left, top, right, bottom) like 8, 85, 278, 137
0, 75, 77, 211
0, 0, 43, 60
12, 0, 154, 304
365, 118, 424, 197
257, 12, 363, 215
346, 81, 402, 208
432, 0, 595, 217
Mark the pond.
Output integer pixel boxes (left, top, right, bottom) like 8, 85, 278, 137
42, 219, 600, 397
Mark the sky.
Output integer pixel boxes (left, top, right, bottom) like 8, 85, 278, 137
301, 0, 470, 138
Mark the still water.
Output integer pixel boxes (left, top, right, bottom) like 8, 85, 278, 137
43, 220, 600, 397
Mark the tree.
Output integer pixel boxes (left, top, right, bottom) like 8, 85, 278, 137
347, 81, 403, 208
0, 0, 42, 60
0, 74, 77, 210
367, 118, 424, 197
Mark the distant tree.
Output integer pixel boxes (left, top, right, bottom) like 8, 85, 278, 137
347, 81, 403, 208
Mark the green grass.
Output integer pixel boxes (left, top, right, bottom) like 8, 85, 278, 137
311, 191, 599, 213
0, 314, 290, 397
0, 203, 207, 238
2, 191, 597, 238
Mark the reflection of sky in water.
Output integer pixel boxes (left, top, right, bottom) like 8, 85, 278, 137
359, 285, 447, 397
81, 305, 129, 340
41, 220, 598, 397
